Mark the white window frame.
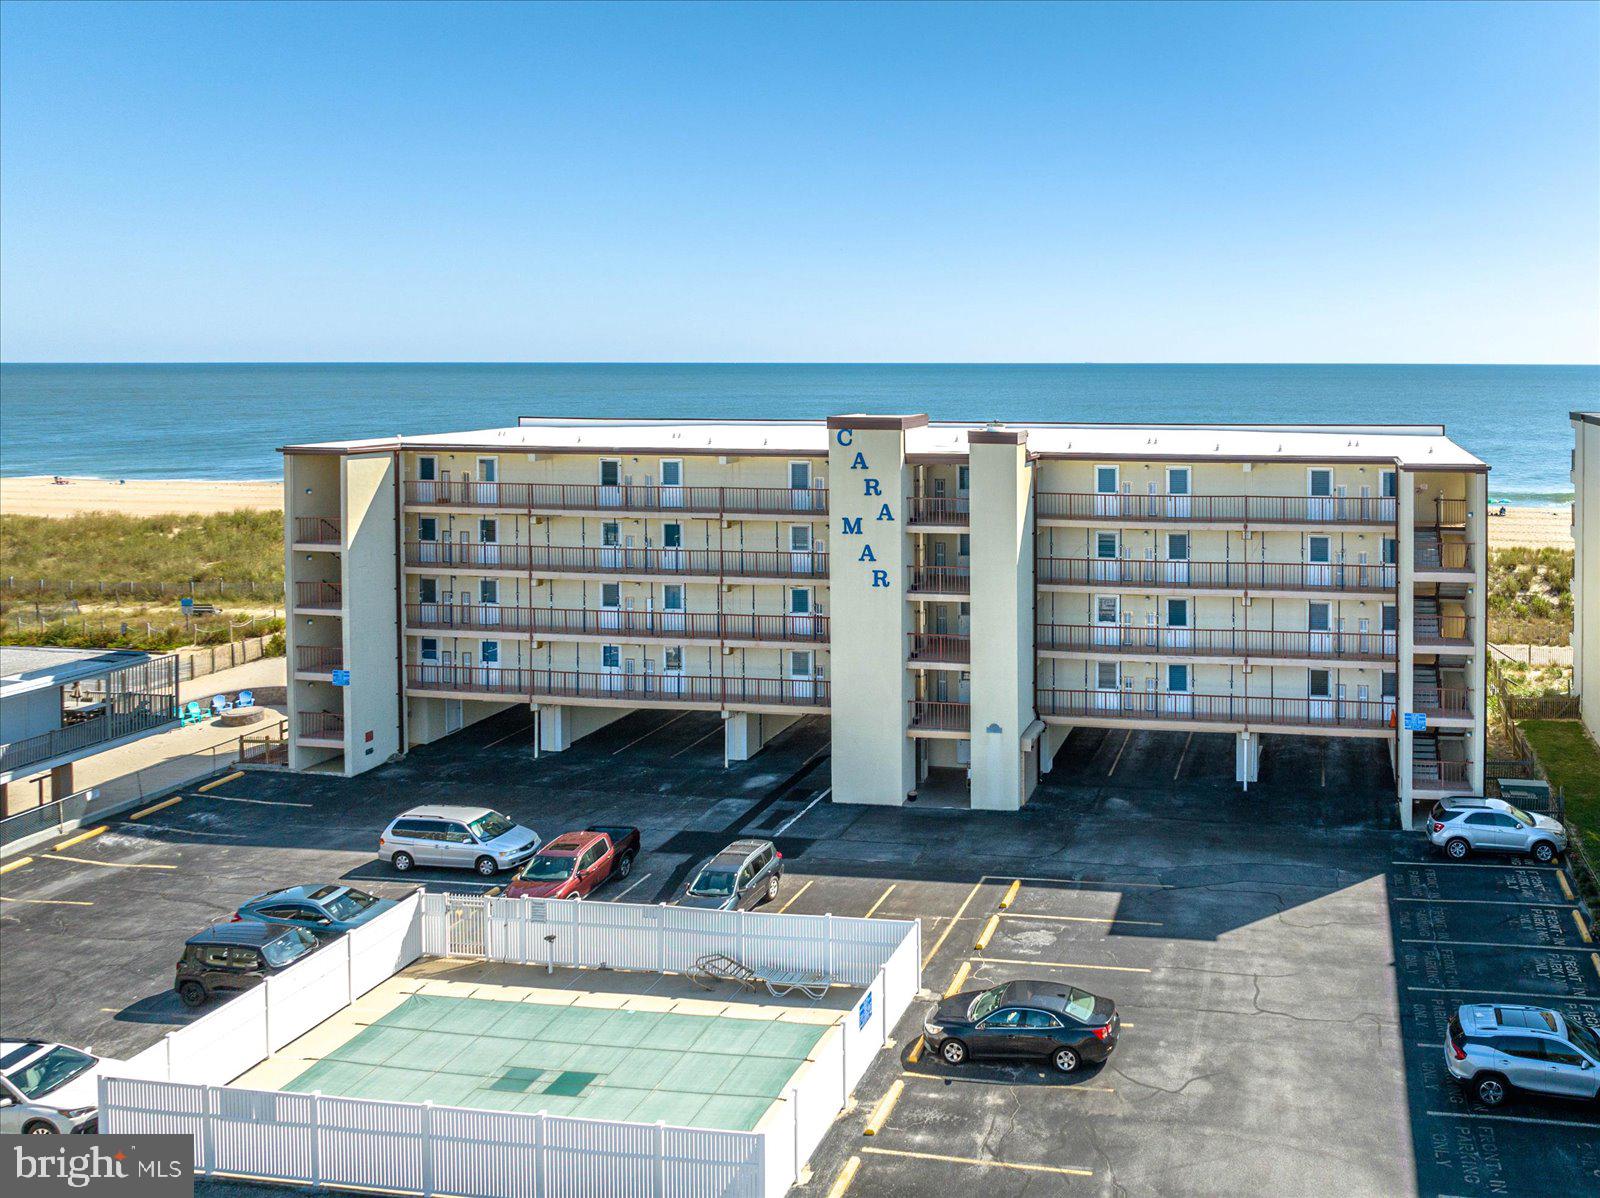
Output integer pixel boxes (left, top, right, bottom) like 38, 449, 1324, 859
599, 458, 622, 487
419, 637, 439, 663
788, 649, 815, 678
479, 579, 499, 605
659, 458, 683, 487
789, 524, 813, 552
1166, 466, 1191, 495
417, 516, 438, 542
1094, 530, 1120, 559
417, 455, 437, 481
476, 456, 498, 482
1308, 468, 1334, 497
788, 460, 811, 490
1095, 465, 1120, 494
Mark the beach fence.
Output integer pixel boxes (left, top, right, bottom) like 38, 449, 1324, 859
101, 894, 921, 1198
176, 633, 281, 681
2, 577, 282, 599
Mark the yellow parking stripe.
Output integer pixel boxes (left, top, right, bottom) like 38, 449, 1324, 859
922, 879, 985, 969
862, 1079, 903, 1136
0, 895, 93, 907
1593, 953, 1600, 984
130, 795, 183, 820
974, 914, 1000, 951
52, 826, 107, 851
978, 956, 1151, 974
0, 856, 33, 875
1576, 910, 1594, 943
776, 879, 814, 913
998, 879, 1021, 909
198, 771, 244, 793
861, 1146, 1092, 1178
943, 961, 972, 998
863, 884, 897, 919
47, 853, 176, 871
825, 1156, 861, 1198
1558, 872, 1575, 901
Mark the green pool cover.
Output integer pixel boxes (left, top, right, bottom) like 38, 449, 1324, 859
283, 993, 827, 1131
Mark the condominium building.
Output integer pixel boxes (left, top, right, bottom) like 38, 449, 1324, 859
1574, 412, 1599, 744
282, 415, 1488, 827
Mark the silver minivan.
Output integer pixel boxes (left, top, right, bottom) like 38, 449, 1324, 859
380, 806, 540, 876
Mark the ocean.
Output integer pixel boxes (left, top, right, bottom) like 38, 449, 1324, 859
0, 363, 1593, 502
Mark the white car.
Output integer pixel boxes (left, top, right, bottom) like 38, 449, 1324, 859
0, 1040, 123, 1134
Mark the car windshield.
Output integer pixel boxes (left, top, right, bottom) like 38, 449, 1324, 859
469, 812, 517, 841
1567, 1020, 1600, 1060
322, 889, 378, 921
262, 928, 317, 967
968, 985, 1007, 1022
519, 855, 575, 881
688, 868, 737, 898
4, 1046, 95, 1099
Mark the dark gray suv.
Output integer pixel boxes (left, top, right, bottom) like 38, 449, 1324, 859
674, 839, 783, 910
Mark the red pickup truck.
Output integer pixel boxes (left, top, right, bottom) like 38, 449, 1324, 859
504, 825, 641, 899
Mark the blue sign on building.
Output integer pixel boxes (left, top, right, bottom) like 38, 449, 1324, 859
857, 990, 873, 1030
1402, 712, 1426, 732
331, 669, 351, 687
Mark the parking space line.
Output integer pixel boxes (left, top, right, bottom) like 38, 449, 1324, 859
197, 771, 244, 792
1593, 952, 1600, 982
671, 723, 724, 757
129, 795, 183, 820
1000, 912, 1164, 927
863, 884, 897, 919
52, 826, 106, 851
1390, 859, 1557, 872
484, 721, 535, 748
978, 956, 1151, 974
43, 853, 177, 871
922, 880, 986, 970
1426, 1109, 1600, 1131
1406, 985, 1600, 1003
1559, 871, 1576, 901
0, 856, 34, 874
861, 1146, 1093, 1178
776, 879, 814, 913
205, 794, 314, 808
1106, 730, 1132, 777
862, 1079, 903, 1135
900, 1070, 1114, 1093
1173, 731, 1193, 781
1577, 911, 1593, 943
825, 1156, 861, 1198
943, 961, 972, 998
1400, 937, 1598, 953
1390, 896, 1575, 908
611, 711, 690, 755
0, 895, 93, 906
774, 788, 831, 836
607, 872, 652, 902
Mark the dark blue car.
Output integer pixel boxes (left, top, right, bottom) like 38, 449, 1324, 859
235, 885, 395, 940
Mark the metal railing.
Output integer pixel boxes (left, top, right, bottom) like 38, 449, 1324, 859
405, 603, 829, 643
296, 710, 345, 739
908, 633, 971, 663
1413, 759, 1471, 789
907, 566, 971, 595
1413, 615, 1472, 646
1034, 623, 1396, 661
294, 645, 344, 673
1432, 498, 1468, 527
404, 541, 828, 580
1036, 557, 1397, 593
1036, 689, 1393, 729
907, 496, 971, 525
405, 664, 831, 708
909, 700, 970, 730
292, 515, 341, 545
1415, 688, 1473, 719
293, 579, 343, 608
1035, 493, 1397, 524
404, 479, 828, 517
1415, 542, 1472, 572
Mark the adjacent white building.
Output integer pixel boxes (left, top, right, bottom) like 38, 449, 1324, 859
1574, 411, 1599, 744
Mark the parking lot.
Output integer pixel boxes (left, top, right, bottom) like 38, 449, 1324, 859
2, 707, 1596, 1196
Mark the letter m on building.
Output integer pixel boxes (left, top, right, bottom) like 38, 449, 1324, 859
840, 516, 863, 536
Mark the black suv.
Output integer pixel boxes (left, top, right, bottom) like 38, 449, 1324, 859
175, 921, 318, 1008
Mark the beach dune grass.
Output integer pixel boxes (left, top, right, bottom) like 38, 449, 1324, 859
1517, 719, 1600, 869
0, 510, 284, 591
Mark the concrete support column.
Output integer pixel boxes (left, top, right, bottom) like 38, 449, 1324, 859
1039, 724, 1070, 774
825, 415, 921, 806
1396, 474, 1417, 828
49, 762, 73, 802
538, 704, 573, 753
967, 428, 1036, 811
1468, 470, 1489, 796
1234, 731, 1260, 786
725, 711, 799, 763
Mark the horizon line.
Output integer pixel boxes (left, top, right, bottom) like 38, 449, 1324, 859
3, 360, 1598, 369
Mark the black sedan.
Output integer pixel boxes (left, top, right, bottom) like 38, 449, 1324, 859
922, 979, 1119, 1073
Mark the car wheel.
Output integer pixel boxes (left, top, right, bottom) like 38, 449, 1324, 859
23, 1120, 58, 1134
177, 981, 208, 1008
616, 854, 634, 879
1531, 841, 1557, 864
1445, 838, 1471, 860
766, 874, 781, 903
1474, 1073, 1509, 1107
940, 1039, 968, 1066
391, 851, 414, 872
1052, 1047, 1080, 1074
475, 856, 498, 877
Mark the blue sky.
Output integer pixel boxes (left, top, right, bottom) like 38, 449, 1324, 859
1, 1, 1595, 363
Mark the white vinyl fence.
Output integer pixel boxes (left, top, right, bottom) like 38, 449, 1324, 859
104, 893, 922, 1198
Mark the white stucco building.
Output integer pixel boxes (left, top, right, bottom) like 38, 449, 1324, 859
1574, 411, 1599, 744
282, 414, 1489, 828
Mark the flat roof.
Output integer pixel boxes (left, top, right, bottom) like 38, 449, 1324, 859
281, 414, 1486, 470
0, 645, 154, 701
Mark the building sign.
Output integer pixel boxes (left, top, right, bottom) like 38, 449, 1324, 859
332, 669, 351, 687
1402, 712, 1426, 731
857, 989, 874, 1030
834, 426, 895, 589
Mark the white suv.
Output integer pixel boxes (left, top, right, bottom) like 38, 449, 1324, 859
1426, 797, 1566, 863
1446, 1004, 1600, 1105
0, 1041, 124, 1134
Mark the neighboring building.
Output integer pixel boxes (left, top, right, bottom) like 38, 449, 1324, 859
0, 646, 179, 812
281, 415, 1489, 827
1574, 412, 1600, 745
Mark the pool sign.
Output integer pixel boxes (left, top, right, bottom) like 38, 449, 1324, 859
1402, 712, 1426, 731
857, 990, 873, 1030
332, 669, 351, 687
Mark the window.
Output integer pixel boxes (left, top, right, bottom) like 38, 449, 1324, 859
1544, 1042, 1586, 1067
1096, 596, 1119, 622
1382, 537, 1398, 565
1382, 671, 1397, 699
262, 930, 316, 968
664, 647, 683, 671
1166, 533, 1189, 560
957, 465, 970, 493
482, 641, 500, 665
1309, 669, 1332, 698
476, 457, 497, 482
789, 650, 814, 677
198, 945, 232, 968
420, 638, 439, 662
602, 522, 621, 547
1095, 532, 1119, 558
226, 947, 262, 970
1308, 602, 1331, 632
478, 518, 497, 544
1494, 1036, 1546, 1061
1019, 1010, 1063, 1030
660, 459, 682, 487
1383, 604, 1397, 633
789, 461, 811, 490
601, 583, 621, 607
2, 1046, 96, 1100
599, 459, 621, 487
479, 579, 498, 604
1309, 469, 1333, 497
601, 645, 621, 669
1381, 471, 1397, 499
1464, 812, 1499, 827
1166, 598, 1188, 627
663, 584, 685, 611
418, 517, 438, 541
1307, 536, 1331, 563
958, 533, 970, 558
578, 845, 605, 872
418, 577, 438, 603
1166, 467, 1191, 495
1167, 664, 1189, 693
1095, 466, 1119, 494
442, 823, 475, 844
789, 525, 812, 551
788, 587, 811, 615
980, 1009, 1025, 1029
662, 522, 683, 548
417, 456, 437, 481
1096, 661, 1120, 689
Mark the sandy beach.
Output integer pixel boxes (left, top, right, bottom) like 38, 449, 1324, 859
0, 475, 282, 517
1486, 503, 1572, 549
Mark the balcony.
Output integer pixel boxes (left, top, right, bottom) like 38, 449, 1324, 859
293, 515, 341, 547
404, 542, 828, 581
295, 645, 344, 675
907, 566, 970, 596
1036, 558, 1397, 594
1413, 615, 1473, 652
1413, 759, 1471, 792
1035, 493, 1396, 525
1036, 689, 1392, 731
1429, 498, 1468, 528
1414, 688, 1473, 722
297, 710, 344, 745
405, 603, 829, 644
1035, 623, 1396, 663
294, 580, 344, 611
1414, 542, 1473, 576
907, 496, 970, 527
909, 700, 969, 732
405, 664, 830, 710
908, 633, 971, 664
403, 479, 828, 518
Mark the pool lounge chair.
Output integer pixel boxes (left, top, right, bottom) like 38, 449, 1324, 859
688, 953, 831, 1000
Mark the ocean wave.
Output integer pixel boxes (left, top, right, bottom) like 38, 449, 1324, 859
1486, 490, 1575, 505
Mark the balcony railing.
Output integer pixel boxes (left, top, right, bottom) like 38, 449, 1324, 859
293, 515, 341, 545
404, 603, 829, 643
404, 541, 828, 580
1413, 615, 1473, 647
907, 496, 970, 525
297, 711, 345, 740
295, 645, 344, 673
1414, 688, 1473, 719
1413, 759, 1471, 790
294, 580, 343, 609
1035, 623, 1396, 662
1035, 493, 1396, 525
909, 700, 970, 731
1415, 543, 1472, 572
405, 664, 830, 708
1431, 498, 1468, 527
1037, 689, 1392, 729
1037, 558, 1397, 593
907, 566, 971, 595
908, 633, 971, 664
0, 691, 177, 775
404, 479, 828, 517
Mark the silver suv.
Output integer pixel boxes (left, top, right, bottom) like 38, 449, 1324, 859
1426, 797, 1566, 864
380, 805, 540, 876
1446, 1003, 1600, 1105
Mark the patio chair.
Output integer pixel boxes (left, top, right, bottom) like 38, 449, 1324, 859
180, 700, 206, 725
235, 689, 255, 708
688, 953, 761, 992
688, 953, 831, 1000
210, 694, 232, 715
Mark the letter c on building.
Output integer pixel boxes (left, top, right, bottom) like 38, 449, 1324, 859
836, 428, 853, 446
